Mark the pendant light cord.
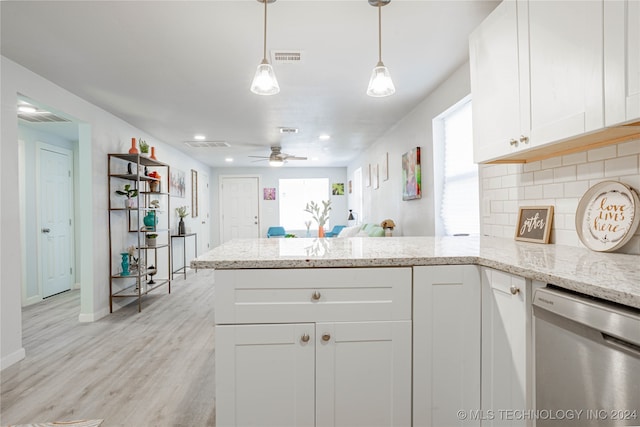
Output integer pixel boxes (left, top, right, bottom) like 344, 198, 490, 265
378, 3, 382, 63
263, 0, 268, 61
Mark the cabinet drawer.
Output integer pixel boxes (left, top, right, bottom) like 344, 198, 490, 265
214, 267, 412, 324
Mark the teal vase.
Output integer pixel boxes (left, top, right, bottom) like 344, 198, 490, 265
143, 211, 158, 230
121, 253, 130, 276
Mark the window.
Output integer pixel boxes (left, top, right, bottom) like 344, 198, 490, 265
434, 98, 479, 236
279, 178, 330, 230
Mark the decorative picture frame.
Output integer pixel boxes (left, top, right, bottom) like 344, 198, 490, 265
402, 147, 421, 200
332, 183, 345, 195
170, 169, 186, 198
365, 164, 371, 187
514, 206, 554, 243
191, 169, 198, 217
380, 152, 389, 181
372, 164, 379, 190
348, 180, 352, 194
263, 187, 276, 200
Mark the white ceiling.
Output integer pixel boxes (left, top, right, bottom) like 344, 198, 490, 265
1, 0, 499, 168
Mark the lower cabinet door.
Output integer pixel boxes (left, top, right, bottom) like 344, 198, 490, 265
413, 265, 482, 427
216, 323, 316, 427
315, 321, 412, 427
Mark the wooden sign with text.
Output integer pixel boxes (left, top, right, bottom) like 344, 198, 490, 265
515, 206, 554, 243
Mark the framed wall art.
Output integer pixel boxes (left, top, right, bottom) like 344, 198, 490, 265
402, 147, 421, 200
380, 152, 389, 181
170, 169, 186, 198
514, 206, 554, 243
332, 183, 345, 195
264, 187, 276, 200
191, 169, 198, 217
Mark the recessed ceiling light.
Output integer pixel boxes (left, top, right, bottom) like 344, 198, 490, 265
311, 157, 320, 161
194, 134, 206, 140
319, 134, 331, 141
225, 157, 234, 163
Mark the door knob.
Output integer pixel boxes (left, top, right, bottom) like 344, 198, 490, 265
509, 139, 518, 147
510, 285, 520, 295
519, 135, 529, 144
301, 333, 310, 343
322, 333, 331, 342
311, 291, 321, 301
41, 228, 51, 233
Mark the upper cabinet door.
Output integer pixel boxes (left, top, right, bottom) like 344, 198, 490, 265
526, 1, 604, 146
605, 0, 640, 126
470, 0, 526, 163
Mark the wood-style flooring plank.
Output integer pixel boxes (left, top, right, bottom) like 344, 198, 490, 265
1, 271, 216, 427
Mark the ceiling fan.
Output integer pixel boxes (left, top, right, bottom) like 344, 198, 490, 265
249, 146, 307, 167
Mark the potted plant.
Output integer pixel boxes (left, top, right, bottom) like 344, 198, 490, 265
176, 205, 188, 235
145, 233, 158, 247
139, 138, 150, 156
148, 170, 161, 192
115, 184, 138, 208
304, 200, 332, 237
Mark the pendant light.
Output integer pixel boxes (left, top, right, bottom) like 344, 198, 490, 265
251, 0, 280, 95
366, 0, 395, 97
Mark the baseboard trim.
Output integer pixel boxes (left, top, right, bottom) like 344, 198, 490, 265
78, 307, 109, 323
1, 347, 26, 371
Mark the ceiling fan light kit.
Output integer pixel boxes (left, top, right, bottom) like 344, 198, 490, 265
251, 0, 280, 96
366, 0, 395, 97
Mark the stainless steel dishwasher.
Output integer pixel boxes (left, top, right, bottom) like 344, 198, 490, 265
533, 286, 640, 426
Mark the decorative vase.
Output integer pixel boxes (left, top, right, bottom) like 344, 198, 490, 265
178, 217, 186, 235
145, 237, 156, 247
124, 199, 136, 209
318, 226, 325, 238
149, 180, 160, 193
120, 253, 130, 276
150, 146, 157, 160
128, 138, 138, 154
143, 211, 158, 230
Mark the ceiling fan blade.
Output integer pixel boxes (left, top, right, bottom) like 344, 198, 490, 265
286, 156, 307, 160
250, 158, 268, 163
248, 155, 270, 159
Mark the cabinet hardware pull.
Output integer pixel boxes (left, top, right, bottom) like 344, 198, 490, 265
510, 285, 520, 295
322, 333, 331, 342
312, 291, 321, 301
519, 135, 529, 144
509, 139, 518, 147
301, 334, 310, 343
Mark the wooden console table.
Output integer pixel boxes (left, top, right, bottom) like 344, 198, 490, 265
170, 233, 198, 279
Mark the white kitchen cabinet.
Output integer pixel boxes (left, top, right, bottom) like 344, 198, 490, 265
605, 0, 640, 126
481, 268, 542, 427
214, 267, 412, 427
413, 265, 481, 427
471, 0, 605, 163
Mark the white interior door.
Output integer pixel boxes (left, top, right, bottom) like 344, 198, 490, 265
39, 145, 73, 298
220, 176, 260, 243
198, 171, 210, 253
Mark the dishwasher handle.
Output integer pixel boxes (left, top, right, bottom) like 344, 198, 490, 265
533, 287, 640, 348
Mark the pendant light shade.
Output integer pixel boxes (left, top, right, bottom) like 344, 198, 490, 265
251, 0, 279, 96
367, 0, 395, 97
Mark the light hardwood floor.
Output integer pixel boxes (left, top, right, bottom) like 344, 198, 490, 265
1, 270, 216, 427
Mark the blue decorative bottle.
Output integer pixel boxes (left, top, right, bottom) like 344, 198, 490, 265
143, 210, 158, 230
121, 253, 130, 276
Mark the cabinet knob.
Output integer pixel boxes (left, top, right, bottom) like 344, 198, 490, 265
301, 333, 310, 343
519, 135, 529, 144
322, 333, 331, 342
509, 139, 518, 147
311, 291, 321, 301
510, 285, 520, 295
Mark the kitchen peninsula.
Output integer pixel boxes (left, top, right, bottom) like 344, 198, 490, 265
192, 236, 640, 427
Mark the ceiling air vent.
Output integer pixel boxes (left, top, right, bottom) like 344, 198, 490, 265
272, 51, 303, 64
279, 127, 299, 134
183, 141, 230, 148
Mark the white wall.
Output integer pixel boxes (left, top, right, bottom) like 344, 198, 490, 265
210, 167, 348, 245
1, 56, 211, 369
347, 63, 472, 236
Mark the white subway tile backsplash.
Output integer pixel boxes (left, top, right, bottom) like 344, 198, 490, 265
617, 139, 640, 156
576, 161, 604, 180
604, 155, 638, 177
480, 140, 640, 255
541, 156, 562, 169
543, 183, 564, 199
588, 145, 617, 161
553, 165, 577, 182
562, 151, 587, 165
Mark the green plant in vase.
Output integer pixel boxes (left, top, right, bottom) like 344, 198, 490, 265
176, 205, 188, 235
139, 138, 150, 156
304, 200, 331, 237
145, 233, 158, 247
115, 184, 138, 208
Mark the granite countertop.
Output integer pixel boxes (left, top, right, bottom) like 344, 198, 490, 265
191, 236, 640, 309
